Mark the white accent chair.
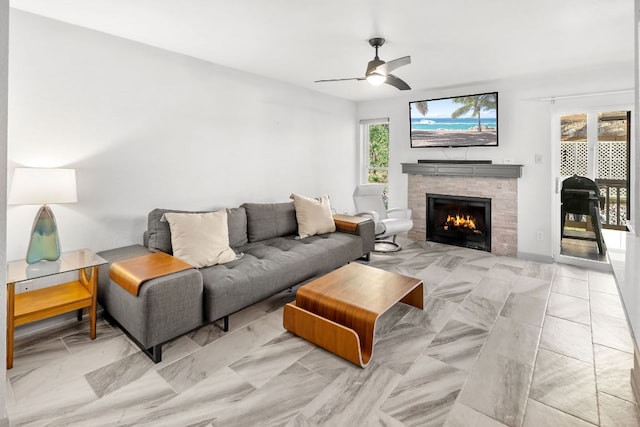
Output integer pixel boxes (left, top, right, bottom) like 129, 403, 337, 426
353, 184, 413, 252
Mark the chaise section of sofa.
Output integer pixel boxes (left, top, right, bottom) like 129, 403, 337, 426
98, 201, 374, 362
97, 244, 203, 362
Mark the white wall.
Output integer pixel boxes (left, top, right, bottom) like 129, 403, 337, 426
0, 0, 8, 423
7, 10, 358, 261
357, 66, 634, 260
635, 0, 640, 233
618, 0, 640, 349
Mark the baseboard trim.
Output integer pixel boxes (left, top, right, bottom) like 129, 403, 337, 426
516, 251, 554, 264
631, 340, 640, 404
553, 254, 612, 272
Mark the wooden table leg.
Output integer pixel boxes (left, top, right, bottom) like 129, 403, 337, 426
7, 282, 15, 369
283, 303, 365, 366
89, 266, 97, 340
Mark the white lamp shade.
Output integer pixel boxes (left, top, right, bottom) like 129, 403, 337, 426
8, 168, 77, 205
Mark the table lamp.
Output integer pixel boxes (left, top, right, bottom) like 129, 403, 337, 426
8, 168, 77, 264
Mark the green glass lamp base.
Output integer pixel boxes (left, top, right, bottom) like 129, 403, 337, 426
26, 205, 61, 264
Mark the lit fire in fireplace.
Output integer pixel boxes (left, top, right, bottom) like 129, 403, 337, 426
443, 213, 483, 234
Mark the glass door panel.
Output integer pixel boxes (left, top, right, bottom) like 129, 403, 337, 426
560, 114, 588, 177
596, 111, 629, 229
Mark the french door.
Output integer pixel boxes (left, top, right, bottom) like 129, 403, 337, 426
560, 110, 630, 230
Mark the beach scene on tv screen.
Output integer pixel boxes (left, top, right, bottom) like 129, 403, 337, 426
410, 93, 497, 147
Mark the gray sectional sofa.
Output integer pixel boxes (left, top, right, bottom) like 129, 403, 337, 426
97, 202, 375, 362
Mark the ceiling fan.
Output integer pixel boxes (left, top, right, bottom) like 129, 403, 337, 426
315, 37, 411, 90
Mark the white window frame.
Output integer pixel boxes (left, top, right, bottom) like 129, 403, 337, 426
359, 118, 389, 184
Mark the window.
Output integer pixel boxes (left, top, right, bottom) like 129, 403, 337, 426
361, 119, 390, 207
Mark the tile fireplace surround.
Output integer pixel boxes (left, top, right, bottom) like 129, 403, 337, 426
403, 163, 522, 257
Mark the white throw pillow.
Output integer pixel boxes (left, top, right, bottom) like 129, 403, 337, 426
290, 193, 336, 238
164, 211, 236, 268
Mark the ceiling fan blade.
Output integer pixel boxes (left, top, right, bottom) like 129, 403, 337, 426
374, 56, 411, 75
315, 77, 366, 83
384, 74, 411, 90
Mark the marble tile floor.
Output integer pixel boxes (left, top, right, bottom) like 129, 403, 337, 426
7, 239, 640, 426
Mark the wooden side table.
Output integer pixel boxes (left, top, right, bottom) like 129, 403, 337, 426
6, 249, 107, 369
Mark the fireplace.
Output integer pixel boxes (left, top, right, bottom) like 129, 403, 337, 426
404, 165, 520, 256
426, 194, 492, 252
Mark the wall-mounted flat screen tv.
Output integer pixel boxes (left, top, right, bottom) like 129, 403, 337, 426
409, 92, 498, 148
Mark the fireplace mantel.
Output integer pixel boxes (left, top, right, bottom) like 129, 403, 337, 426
402, 162, 523, 178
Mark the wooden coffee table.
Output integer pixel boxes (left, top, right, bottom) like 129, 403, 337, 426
283, 262, 423, 367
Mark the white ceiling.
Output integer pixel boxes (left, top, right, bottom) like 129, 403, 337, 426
10, 0, 635, 101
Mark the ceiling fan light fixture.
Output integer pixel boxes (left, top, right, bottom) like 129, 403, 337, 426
366, 73, 387, 86
315, 37, 411, 90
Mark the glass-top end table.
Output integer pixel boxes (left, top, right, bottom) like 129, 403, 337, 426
6, 249, 108, 369
7, 248, 107, 284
